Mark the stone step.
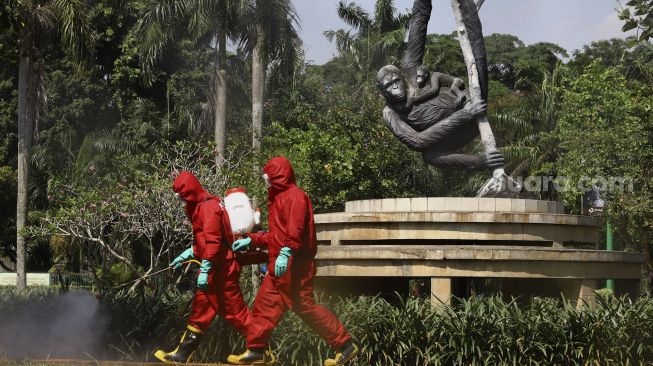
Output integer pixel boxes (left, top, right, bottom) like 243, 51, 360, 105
344, 197, 566, 214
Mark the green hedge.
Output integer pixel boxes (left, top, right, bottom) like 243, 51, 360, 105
1, 287, 653, 365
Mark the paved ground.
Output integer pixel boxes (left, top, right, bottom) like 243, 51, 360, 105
1, 360, 231, 366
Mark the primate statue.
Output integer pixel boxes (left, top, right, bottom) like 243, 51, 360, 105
404, 65, 467, 111
377, 0, 503, 170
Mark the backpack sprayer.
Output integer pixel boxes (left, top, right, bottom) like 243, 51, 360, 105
224, 188, 268, 266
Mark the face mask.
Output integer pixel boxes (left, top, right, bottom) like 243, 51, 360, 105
262, 174, 272, 188
175, 192, 186, 204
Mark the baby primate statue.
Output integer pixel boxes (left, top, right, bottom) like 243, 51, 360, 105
403, 65, 467, 111
378, 0, 503, 170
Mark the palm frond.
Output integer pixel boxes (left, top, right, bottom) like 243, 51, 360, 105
394, 12, 411, 28
539, 63, 562, 130
374, 0, 396, 32
490, 112, 532, 138
52, 0, 94, 60
520, 133, 540, 145
73, 130, 138, 173
500, 145, 532, 163
33, 2, 57, 31
89, 130, 138, 155
376, 28, 405, 55
337, 0, 371, 33
135, 0, 188, 82
185, 0, 216, 39
324, 29, 354, 57
499, 145, 533, 176
270, 17, 302, 76
236, 0, 300, 65
30, 145, 54, 172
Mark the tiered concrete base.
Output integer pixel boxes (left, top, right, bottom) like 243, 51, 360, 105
318, 197, 598, 247
313, 198, 644, 305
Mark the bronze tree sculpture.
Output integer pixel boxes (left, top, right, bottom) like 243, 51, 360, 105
378, 0, 521, 196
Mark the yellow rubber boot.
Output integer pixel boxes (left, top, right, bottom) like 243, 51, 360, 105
324, 341, 359, 366
154, 325, 203, 364
226, 347, 275, 365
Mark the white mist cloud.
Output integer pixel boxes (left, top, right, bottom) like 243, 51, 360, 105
0, 291, 108, 359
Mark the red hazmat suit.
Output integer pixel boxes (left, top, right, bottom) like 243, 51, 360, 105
173, 171, 251, 334
246, 157, 351, 350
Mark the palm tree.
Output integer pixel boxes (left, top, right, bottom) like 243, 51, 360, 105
137, 0, 241, 160
13, 0, 93, 288
230, 0, 299, 289
237, 0, 301, 152
324, 0, 409, 82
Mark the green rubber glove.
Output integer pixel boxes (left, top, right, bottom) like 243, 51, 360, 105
170, 247, 194, 269
232, 237, 252, 252
197, 259, 212, 290
274, 247, 292, 277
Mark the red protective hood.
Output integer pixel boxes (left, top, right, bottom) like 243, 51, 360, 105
173, 171, 216, 218
263, 156, 296, 194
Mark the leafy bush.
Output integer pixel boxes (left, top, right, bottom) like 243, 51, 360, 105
2, 287, 653, 365
264, 83, 447, 213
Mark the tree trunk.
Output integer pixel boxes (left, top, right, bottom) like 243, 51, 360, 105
214, 29, 228, 165
250, 26, 266, 291
251, 26, 265, 152
16, 27, 35, 289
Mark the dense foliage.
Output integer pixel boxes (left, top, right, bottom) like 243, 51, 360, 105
1, 0, 653, 294
557, 61, 653, 292
1, 2, 653, 364
2, 287, 653, 365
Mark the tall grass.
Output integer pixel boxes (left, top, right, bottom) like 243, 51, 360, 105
1, 287, 652, 365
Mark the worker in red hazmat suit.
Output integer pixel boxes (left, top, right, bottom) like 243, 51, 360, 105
227, 157, 359, 366
154, 172, 268, 364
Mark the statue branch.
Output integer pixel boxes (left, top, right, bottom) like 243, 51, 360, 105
450, 0, 504, 179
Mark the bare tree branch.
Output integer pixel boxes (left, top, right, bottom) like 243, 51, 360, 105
32, 142, 259, 290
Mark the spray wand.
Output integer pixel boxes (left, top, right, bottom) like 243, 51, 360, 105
110, 259, 202, 291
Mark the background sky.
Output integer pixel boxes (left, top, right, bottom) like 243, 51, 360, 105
293, 0, 632, 65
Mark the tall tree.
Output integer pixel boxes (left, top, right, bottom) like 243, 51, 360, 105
137, 0, 241, 159
484, 33, 567, 91
235, 0, 300, 289
324, 0, 410, 83
556, 62, 653, 294
569, 38, 653, 84
238, 0, 301, 152
13, 0, 93, 288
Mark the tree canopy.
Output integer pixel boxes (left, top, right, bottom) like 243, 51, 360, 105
0, 0, 651, 292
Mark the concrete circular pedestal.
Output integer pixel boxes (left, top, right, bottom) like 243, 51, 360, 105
313, 198, 644, 305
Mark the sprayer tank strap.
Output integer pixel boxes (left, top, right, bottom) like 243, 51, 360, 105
219, 200, 234, 250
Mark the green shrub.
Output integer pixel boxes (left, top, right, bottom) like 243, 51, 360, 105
1, 287, 652, 365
